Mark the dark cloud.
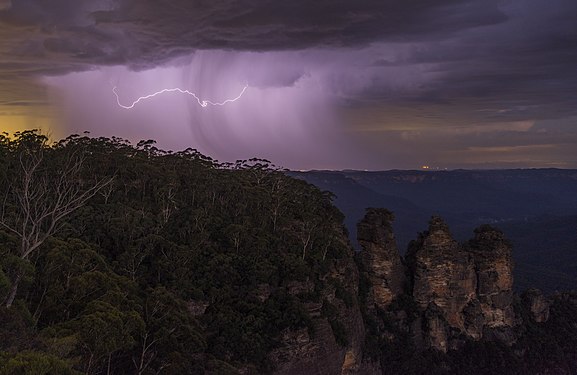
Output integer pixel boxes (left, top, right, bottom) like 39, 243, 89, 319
351, 0, 577, 127
0, 0, 506, 67
0, 0, 505, 107
0, 0, 505, 116
0, 0, 576, 169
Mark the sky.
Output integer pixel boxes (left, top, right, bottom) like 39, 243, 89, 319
0, 0, 576, 170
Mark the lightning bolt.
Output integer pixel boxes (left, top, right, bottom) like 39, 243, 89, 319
113, 85, 248, 109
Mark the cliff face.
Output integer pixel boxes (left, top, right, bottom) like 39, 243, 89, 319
271, 228, 380, 375
466, 225, 516, 333
360, 213, 520, 353
273, 209, 554, 374
406, 217, 477, 336
357, 209, 406, 311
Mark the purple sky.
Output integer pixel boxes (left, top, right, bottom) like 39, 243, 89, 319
1, 0, 576, 170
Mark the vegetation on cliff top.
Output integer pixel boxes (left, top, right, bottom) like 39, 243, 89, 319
0, 130, 351, 374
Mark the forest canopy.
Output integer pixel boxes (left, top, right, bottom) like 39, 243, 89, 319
0, 130, 351, 374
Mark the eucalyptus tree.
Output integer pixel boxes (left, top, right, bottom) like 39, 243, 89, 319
0, 130, 112, 307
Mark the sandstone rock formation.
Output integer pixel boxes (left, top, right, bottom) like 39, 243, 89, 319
466, 225, 516, 331
357, 208, 406, 310
272, 229, 380, 375
273, 210, 554, 374
360, 213, 522, 353
406, 216, 477, 333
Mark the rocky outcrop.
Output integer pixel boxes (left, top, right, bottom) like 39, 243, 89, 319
272, 210, 555, 374
412, 218, 516, 351
357, 208, 406, 310
522, 289, 550, 323
361, 213, 522, 353
272, 229, 380, 375
423, 303, 450, 352
466, 225, 515, 330
270, 321, 345, 375
406, 217, 477, 334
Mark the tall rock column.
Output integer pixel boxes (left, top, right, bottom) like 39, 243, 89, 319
406, 216, 477, 332
357, 208, 406, 310
465, 225, 515, 330
357, 213, 519, 355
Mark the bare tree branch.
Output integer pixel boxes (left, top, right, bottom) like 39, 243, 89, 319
1, 132, 114, 307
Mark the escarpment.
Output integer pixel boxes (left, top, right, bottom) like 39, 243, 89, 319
271, 226, 380, 375
2, 132, 575, 375
359, 209, 522, 353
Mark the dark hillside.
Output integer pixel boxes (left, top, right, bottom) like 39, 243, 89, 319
0, 131, 363, 374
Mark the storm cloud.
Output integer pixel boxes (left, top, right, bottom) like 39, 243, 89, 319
1, 0, 576, 168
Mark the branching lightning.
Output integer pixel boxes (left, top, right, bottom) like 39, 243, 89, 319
113, 84, 248, 109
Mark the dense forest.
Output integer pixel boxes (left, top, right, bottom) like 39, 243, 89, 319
0, 130, 352, 374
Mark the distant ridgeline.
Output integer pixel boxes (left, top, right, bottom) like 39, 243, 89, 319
290, 169, 577, 293
0, 131, 576, 374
